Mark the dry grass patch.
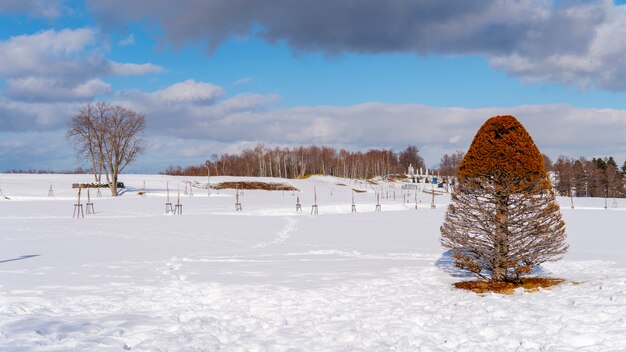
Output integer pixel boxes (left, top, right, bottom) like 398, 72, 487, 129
212, 181, 298, 191
455, 277, 565, 294
351, 188, 367, 193
387, 174, 408, 181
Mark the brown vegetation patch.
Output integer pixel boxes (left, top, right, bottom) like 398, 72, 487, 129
335, 183, 348, 186
212, 181, 299, 191
387, 174, 408, 181
454, 277, 565, 295
352, 188, 367, 193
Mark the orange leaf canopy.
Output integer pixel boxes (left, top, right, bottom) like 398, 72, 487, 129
458, 115, 546, 185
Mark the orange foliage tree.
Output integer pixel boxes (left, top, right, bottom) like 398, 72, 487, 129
440, 115, 567, 282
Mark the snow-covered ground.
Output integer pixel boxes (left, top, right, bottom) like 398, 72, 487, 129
1, 173, 625, 351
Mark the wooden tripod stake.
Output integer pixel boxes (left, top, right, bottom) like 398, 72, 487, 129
86, 188, 95, 214
48, 183, 54, 197
351, 190, 356, 213
311, 186, 318, 215
165, 181, 173, 213
73, 188, 84, 219
375, 192, 381, 212
431, 184, 436, 208
235, 187, 242, 211
296, 194, 302, 212
173, 188, 183, 215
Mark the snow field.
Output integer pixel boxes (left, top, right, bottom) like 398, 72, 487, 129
1, 174, 625, 351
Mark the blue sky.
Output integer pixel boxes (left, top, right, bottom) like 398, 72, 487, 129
2, 0, 626, 172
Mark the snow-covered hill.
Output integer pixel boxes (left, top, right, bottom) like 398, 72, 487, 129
1, 174, 625, 351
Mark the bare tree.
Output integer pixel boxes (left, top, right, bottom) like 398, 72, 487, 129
398, 145, 425, 173
439, 151, 465, 177
441, 116, 567, 282
67, 103, 145, 196
67, 104, 103, 183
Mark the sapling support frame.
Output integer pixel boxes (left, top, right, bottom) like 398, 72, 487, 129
48, 183, 54, 197
73, 188, 84, 219
311, 186, 318, 215
165, 181, 173, 214
375, 192, 381, 212
173, 188, 183, 215
235, 187, 243, 212
86, 188, 95, 214
351, 190, 357, 213
296, 194, 302, 212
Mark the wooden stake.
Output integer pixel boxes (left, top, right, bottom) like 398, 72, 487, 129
86, 188, 95, 214
311, 186, 318, 215
73, 188, 84, 219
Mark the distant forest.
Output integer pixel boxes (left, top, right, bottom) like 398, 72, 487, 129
162, 144, 626, 198
161, 145, 454, 180
552, 156, 626, 198
5, 144, 626, 198
2, 167, 91, 174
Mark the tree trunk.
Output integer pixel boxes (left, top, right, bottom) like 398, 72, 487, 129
492, 190, 509, 281
110, 173, 118, 197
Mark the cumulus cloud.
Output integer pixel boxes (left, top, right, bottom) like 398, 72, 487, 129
110, 62, 164, 75
4, 77, 111, 102
0, 28, 103, 78
4, 94, 626, 170
108, 80, 626, 166
87, 0, 626, 91
0, 28, 163, 102
4, 78, 626, 171
149, 79, 224, 104
0, 98, 81, 132
120, 101, 626, 172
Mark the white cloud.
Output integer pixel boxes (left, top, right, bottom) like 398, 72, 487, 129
4, 78, 626, 171
110, 62, 164, 75
0, 28, 163, 103
149, 79, 224, 104
0, 28, 100, 78
5, 77, 111, 102
110, 81, 626, 167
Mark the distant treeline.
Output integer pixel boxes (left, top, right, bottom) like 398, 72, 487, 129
162, 144, 466, 180
2, 167, 91, 174
552, 156, 626, 198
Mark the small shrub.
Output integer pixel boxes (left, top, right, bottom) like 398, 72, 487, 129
212, 181, 298, 191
